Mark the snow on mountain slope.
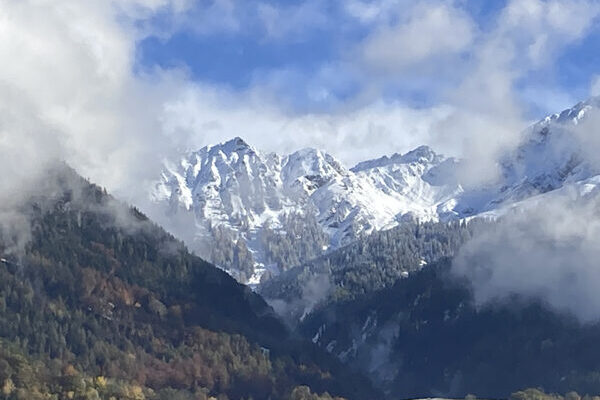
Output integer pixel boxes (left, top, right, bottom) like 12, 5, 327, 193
151, 138, 461, 283
151, 97, 600, 284
481, 96, 600, 211
153, 137, 288, 230
351, 146, 464, 222
494, 99, 597, 201
474, 174, 600, 222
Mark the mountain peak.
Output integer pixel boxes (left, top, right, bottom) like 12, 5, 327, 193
190, 136, 256, 160
539, 96, 600, 127
400, 145, 441, 164
351, 145, 443, 172
217, 136, 253, 154
282, 147, 347, 184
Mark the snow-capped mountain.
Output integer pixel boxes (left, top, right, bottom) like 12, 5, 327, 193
496, 97, 600, 200
151, 97, 600, 284
151, 138, 462, 283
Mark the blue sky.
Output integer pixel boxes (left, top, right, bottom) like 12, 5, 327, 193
136, 0, 600, 118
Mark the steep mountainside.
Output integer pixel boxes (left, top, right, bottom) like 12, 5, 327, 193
259, 220, 480, 323
299, 260, 600, 399
150, 97, 600, 284
0, 164, 377, 400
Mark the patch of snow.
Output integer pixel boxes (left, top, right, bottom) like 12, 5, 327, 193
312, 324, 326, 344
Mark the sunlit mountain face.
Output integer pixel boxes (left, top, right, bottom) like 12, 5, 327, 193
151, 98, 600, 284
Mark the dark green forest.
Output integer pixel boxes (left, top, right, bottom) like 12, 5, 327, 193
203, 210, 329, 283
299, 260, 600, 399
0, 165, 375, 400
259, 219, 482, 322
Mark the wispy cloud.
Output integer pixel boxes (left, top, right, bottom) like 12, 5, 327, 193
592, 75, 600, 96
359, 2, 475, 75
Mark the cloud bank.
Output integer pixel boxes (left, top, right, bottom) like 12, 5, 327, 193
453, 191, 600, 323
453, 105, 600, 323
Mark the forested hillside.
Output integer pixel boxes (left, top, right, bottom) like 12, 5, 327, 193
259, 220, 481, 322
0, 165, 376, 400
299, 260, 600, 399
203, 211, 329, 284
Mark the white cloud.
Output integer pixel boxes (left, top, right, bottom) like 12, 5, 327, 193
161, 86, 452, 166
257, 0, 328, 41
453, 190, 600, 323
349, 0, 600, 187
0, 0, 192, 204
0, 0, 198, 255
498, 0, 600, 68
452, 100, 600, 323
430, 0, 600, 186
360, 2, 475, 74
520, 86, 578, 116
343, 0, 405, 24
160, 0, 331, 41
592, 75, 600, 97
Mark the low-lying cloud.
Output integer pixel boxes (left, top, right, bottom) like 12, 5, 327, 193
266, 273, 332, 326
451, 96, 600, 323
453, 190, 600, 323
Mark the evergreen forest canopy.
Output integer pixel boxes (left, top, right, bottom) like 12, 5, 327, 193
259, 218, 485, 323
0, 164, 375, 400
